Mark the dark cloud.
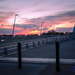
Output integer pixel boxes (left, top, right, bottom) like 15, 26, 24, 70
0, 28, 22, 34
42, 10, 75, 22
0, 5, 16, 24
0, 10, 15, 24
0, 6, 15, 17
0, 28, 12, 34
26, 10, 75, 25
58, 11, 75, 17
67, 4, 75, 8
0, 11, 15, 16
16, 24, 39, 30
29, 27, 40, 31
43, 27, 48, 31
32, 8, 49, 12
57, 27, 73, 32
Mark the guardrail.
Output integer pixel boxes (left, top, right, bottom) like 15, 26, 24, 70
0, 35, 75, 57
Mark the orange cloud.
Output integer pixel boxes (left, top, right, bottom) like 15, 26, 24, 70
15, 27, 23, 30
15, 29, 30, 35
0, 25, 12, 29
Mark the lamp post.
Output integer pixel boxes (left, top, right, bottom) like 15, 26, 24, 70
12, 14, 18, 37
40, 22, 44, 36
52, 25, 55, 35
53, 26, 55, 31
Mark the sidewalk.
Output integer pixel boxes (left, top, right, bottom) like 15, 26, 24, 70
0, 40, 75, 75
41, 64, 75, 75
0, 63, 75, 75
0, 63, 47, 75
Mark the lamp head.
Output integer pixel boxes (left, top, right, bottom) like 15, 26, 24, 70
15, 14, 18, 16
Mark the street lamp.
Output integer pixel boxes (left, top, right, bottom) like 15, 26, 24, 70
12, 14, 18, 37
53, 26, 55, 31
40, 22, 44, 35
52, 25, 55, 35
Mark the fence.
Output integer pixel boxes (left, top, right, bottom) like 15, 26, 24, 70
0, 34, 75, 57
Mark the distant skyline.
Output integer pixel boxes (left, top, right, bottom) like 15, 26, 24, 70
0, 0, 75, 35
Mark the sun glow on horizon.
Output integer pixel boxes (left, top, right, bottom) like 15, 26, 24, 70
30, 30, 40, 34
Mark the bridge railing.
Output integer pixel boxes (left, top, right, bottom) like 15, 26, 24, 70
0, 34, 75, 57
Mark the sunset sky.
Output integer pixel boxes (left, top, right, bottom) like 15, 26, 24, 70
0, 0, 75, 35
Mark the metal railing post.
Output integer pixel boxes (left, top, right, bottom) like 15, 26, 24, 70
18, 42, 22, 69
56, 42, 60, 72
4, 48, 8, 56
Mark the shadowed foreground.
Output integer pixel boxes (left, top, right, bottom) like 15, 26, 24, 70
0, 63, 75, 75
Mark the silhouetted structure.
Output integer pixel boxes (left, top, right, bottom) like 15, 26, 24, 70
73, 25, 75, 33
56, 42, 60, 72
18, 42, 22, 69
